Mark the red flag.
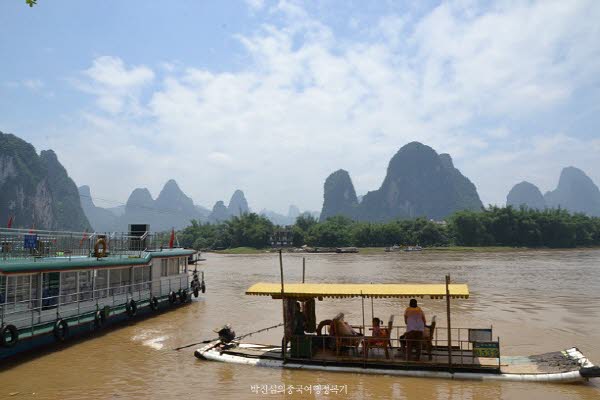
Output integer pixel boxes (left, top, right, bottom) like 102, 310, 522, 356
7, 216, 13, 229
168, 228, 175, 248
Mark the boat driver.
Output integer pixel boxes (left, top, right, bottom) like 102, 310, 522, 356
293, 301, 306, 335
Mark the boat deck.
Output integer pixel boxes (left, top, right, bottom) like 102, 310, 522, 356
222, 343, 585, 375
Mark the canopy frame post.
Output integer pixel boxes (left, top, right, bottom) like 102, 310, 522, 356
302, 257, 305, 283
279, 250, 286, 360
370, 282, 374, 320
361, 291, 365, 332
446, 274, 453, 372
361, 291, 366, 366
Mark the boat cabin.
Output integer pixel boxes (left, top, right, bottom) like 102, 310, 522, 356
0, 227, 197, 352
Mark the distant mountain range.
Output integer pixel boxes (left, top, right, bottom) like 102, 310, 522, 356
3, 132, 600, 232
259, 206, 319, 226
79, 182, 316, 232
80, 183, 249, 231
320, 142, 483, 222
0, 131, 91, 231
506, 167, 600, 216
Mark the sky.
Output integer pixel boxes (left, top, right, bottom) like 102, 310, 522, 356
1, 0, 600, 214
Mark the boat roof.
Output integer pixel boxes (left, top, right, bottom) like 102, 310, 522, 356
245, 283, 469, 299
0, 248, 195, 274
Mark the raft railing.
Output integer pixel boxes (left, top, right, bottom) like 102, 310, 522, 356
0, 273, 191, 333
287, 323, 500, 370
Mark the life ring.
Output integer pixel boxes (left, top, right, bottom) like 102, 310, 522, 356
94, 238, 107, 258
126, 299, 137, 317
150, 296, 159, 311
1, 324, 19, 348
180, 289, 188, 303
53, 319, 69, 342
317, 319, 333, 336
94, 310, 105, 328
168, 291, 177, 304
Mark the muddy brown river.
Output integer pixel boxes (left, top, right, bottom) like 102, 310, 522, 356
1, 250, 599, 399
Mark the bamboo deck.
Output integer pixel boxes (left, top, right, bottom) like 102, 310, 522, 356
222, 343, 584, 375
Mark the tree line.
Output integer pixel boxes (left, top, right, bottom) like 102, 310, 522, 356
178, 206, 600, 250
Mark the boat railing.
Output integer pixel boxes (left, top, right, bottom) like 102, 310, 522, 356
0, 228, 175, 262
287, 323, 500, 370
0, 273, 190, 332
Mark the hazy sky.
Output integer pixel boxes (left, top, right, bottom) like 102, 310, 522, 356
1, 0, 599, 214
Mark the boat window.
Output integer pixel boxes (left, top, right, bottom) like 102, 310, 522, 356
0, 275, 5, 305
121, 268, 132, 291
0, 275, 39, 310
168, 258, 178, 275
4, 275, 32, 311
79, 271, 93, 301
108, 267, 132, 294
5, 276, 15, 309
110, 268, 122, 295
30, 274, 39, 305
133, 266, 150, 291
179, 257, 187, 274
134, 266, 143, 290
60, 272, 78, 305
161, 259, 168, 277
42, 272, 60, 308
95, 269, 108, 298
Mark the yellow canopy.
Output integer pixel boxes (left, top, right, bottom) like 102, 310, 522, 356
245, 283, 469, 300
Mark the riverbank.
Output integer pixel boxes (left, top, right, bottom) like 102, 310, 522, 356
207, 245, 599, 255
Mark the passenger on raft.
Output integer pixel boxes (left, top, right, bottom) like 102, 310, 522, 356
401, 298, 427, 361
372, 317, 382, 337
370, 317, 389, 346
293, 301, 306, 336
334, 313, 361, 336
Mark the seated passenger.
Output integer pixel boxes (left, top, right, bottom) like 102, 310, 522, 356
372, 317, 382, 337
370, 317, 389, 347
333, 313, 361, 336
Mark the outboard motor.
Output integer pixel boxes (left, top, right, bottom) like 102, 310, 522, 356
217, 324, 236, 344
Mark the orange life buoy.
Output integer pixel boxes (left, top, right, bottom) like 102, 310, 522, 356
94, 238, 107, 258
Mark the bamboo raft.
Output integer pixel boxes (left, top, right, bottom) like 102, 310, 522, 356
196, 342, 600, 383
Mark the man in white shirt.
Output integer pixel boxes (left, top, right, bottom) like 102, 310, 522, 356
403, 298, 426, 361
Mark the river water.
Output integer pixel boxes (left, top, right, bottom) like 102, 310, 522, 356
1, 250, 599, 399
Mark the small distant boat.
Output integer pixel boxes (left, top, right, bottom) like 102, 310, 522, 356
336, 247, 358, 254
304, 247, 337, 253
404, 245, 423, 252
385, 245, 402, 252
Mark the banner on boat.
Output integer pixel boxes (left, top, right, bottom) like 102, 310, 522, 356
24, 234, 38, 249
473, 341, 500, 358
